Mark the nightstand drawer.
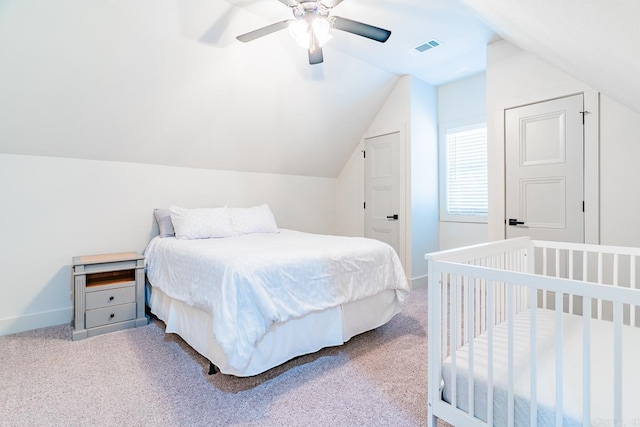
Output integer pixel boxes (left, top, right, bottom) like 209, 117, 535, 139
85, 286, 135, 310
85, 303, 136, 329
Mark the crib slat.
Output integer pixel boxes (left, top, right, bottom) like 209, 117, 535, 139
456, 277, 469, 348
530, 287, 538, 427
451, 274, 458, 409
497, 255, 503, 323
507, 284, 515, 427
475, 276, 481, 337
487, 281, 495, 426
467, 276, 475, 418
500, 281, 505, 323
441, 273, 447, 363
629, 255, 638, 326
613, 254, 619, 288
569, 250, 574, 314
632, 256, 637, 327
555, 291, 563, 427
614, 301, 622, 426
481, 278, 486, 333
598, 252, 603, 319
543, 248, 548, 309
583, 296, 591, 427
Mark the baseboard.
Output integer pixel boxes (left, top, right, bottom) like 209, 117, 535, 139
410, 275, 428, 289
0, 307, 72, 336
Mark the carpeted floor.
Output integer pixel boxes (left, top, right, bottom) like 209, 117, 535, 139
0, 287, 446, 426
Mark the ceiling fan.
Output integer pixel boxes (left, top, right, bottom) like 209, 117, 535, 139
236, 0, 391, 65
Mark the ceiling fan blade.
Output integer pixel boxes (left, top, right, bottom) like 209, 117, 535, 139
308, 47, 324, 65
331, 16, 391, 43
236, 20, 292, 43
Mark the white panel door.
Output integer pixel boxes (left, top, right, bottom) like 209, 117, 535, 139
505, 94, 584, 242
365, 132, 400, 254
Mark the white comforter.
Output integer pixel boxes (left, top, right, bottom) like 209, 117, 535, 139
144, 229, 409, 372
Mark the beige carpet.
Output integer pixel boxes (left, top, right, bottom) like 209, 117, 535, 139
0, 287, 446, 426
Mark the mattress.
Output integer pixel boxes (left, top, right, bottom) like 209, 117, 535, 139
442, 309, 640, 426
145, 229, 409, 376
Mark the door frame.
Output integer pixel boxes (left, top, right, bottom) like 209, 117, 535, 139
363, 131, 401, 256
362, 127, 408, 276
489, 89, 600, 244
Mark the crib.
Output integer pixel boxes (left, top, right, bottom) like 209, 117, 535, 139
426, 237, 640, 427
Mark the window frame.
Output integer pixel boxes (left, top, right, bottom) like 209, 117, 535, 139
439, 120, 488, 224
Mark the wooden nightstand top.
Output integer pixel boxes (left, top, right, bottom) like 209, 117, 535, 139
72, 252, 144, 267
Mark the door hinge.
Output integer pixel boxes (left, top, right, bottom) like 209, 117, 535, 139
363, 150, 366, 158
580, 110, 591, 125
583, 201, 585, 212
363, 202, 366, 209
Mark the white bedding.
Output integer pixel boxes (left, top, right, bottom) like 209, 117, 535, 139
442, 309, 640, 426
145, 229, 409, 373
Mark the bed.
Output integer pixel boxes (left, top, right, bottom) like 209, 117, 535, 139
425, 237, 640, 427
145, 205, 409, 377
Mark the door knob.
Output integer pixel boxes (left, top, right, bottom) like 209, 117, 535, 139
386, 214, 399, 220
508, 218, 524, 226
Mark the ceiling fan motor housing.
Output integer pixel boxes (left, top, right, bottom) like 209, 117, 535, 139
292, 1, 331, 20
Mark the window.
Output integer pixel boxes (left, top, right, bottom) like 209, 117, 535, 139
440, 123, 488, 222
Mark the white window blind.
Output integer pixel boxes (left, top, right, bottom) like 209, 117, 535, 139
445, 125, 488, 216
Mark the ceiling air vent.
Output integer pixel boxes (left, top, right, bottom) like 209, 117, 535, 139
407, 39, 441, 56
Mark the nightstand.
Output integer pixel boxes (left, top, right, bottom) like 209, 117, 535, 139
71, 252, 147, 340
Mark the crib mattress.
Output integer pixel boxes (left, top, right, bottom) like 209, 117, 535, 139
442, 309, 640, 426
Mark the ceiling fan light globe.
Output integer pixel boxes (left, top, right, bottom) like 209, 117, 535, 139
295, 33, 311, 49
289, 20, 309, 39
312, 17, 330, 35
312, 18, 332, 47
315, 32, 332, 48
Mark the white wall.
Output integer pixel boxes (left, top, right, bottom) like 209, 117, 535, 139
334, 144, 366, 238
487, 39, 640, 248
409, 77, 439, 280
437, 73, 488, 250
599, 95, 640, 247
336, 75, 439, 286
0, 154, 336, 335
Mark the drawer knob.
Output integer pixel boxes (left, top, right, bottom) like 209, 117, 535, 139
109, 296, 114, 301
110, 313, 115, 319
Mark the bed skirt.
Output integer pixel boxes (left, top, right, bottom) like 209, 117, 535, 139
149, 286, 402, 377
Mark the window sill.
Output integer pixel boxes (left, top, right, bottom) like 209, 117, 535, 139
440, 216, 488, 224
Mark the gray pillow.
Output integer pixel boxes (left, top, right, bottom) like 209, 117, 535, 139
154, 208, 175, 237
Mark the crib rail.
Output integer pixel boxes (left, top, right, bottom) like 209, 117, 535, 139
532, 240, 640, 325
426, 237, 640, 427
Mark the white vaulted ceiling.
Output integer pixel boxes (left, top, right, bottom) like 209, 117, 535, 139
0, 0, 494, 178
1, 0, 638, 179
460, 0, 640, 114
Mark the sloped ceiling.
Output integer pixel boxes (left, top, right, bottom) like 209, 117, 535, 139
460, 0, 640, 114
0, 0, 495, 178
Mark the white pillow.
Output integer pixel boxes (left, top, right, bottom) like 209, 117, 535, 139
169, 206, 235, 240
230, 204, 278, 234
